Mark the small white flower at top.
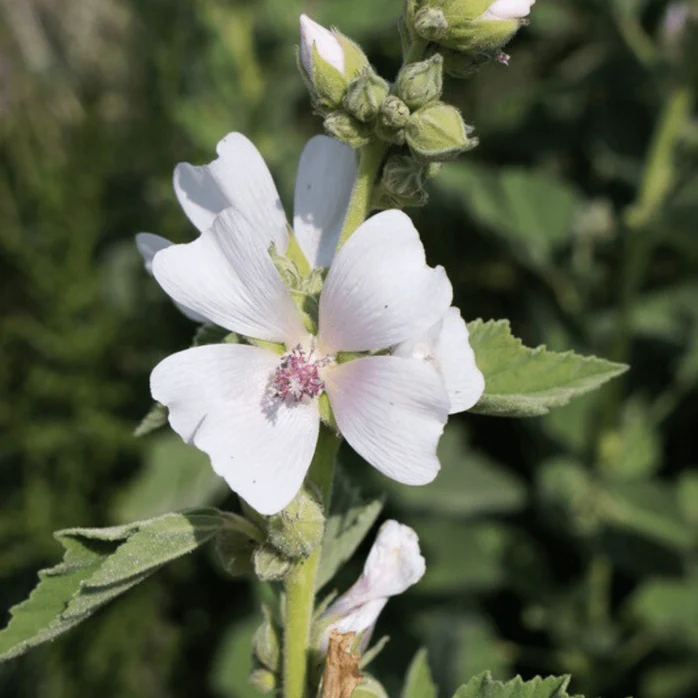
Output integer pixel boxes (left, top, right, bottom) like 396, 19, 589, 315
299, 14, 346, 77
317, 520, 425, 652
140, 133, 484, 516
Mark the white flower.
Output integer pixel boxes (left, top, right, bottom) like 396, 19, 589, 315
149, 205, 455, 514
480, 0, 535, 21
299, 14, 346, 77
136, 131, 358, 312
318, 520, 425, 651
393, 308, 484, 414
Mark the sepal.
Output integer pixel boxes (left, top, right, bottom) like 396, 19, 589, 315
406, 102, 478, 161
267, 484, 325, 560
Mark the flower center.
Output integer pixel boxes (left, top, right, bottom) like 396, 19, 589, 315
270, 346, 328, 403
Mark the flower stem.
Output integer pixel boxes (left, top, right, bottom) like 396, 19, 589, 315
337, 140, 389, 249
283, 426, 340, 698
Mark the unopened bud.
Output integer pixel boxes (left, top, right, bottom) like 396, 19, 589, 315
249, 668, 276, 694
379, 96, 411, 129
323, 112, 371, 148
381, 155, 428, 207
343, 70, 390, 123
253, 606, 281, 672
406, 102, 477, 161
353, 675, 390, 698
414, 7, 449, 41
267, 485, 324, 559
215, 514, 263, 578
299, 15, 370, 110
253, 545, 292, 582
412, 1, 534, 58
395, 54, 444, 110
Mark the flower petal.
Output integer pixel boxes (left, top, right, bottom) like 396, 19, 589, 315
135, 233, 207, 323
325, 355, 449, 485
394, 307, 485, 413
151, 208, 305, 343
151, 343, 320, 515
318, 210, 452, 353
293, 136, 356, 268
173, 132, 289, 250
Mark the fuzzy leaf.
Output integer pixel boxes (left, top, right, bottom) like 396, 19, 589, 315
453, 672, 583, 698
0, 509, 223, 661
133, 402, 169, 437
316, 468, 384, 591
468, 320, 628, 417
402, 649, 438, 698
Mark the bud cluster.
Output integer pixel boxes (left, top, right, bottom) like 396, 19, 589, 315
403, 0, 535, 76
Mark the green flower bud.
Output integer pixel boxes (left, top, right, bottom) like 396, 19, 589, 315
413, 7, 449, 41
299, 15, 370, 111
323, 112, 371, 148
406, 101, 477, 161
215, 513, 264, 579
381, 155, 428, 206
267, 485, 324, 560
253, 545, 292, 582
412, 1, 534, 58
253, 606, 280, 672
353, 675, 390, 698
248, 668, 276, 694
395, 54, 444, 110
343, 70, 390, 123
379, 96, 411, 129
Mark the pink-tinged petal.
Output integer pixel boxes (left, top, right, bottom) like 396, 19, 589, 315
151, 343, 320, 515
394, 307, 485, 414
173, 132, 289, 250
293, 136, 357, 268
318, 210, 452, 353
151, 208, 306, 344
325, 355, 449, 485
481, 0, 535, 20
299, 14, 346, 77
135, 233, 207, 323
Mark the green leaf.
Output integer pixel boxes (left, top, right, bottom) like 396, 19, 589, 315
453, 671, 582, 698
414, 612, 511, 694
316, 467, 383, 591
402, 649, 438, 698
468, 319, 628, 417
114, 433, 225, 521
630, 577, 698, 649
385, 422, 526, 517
438, 164, 582, 270
0, 509, 223, 661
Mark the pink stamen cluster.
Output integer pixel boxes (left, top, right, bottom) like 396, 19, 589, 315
271, 346, 326, 403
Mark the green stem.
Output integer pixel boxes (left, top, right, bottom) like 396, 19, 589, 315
283, 427, 340, 698
337, 140, 389, 249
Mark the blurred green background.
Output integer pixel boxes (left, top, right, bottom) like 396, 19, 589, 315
1, 1, 697, 697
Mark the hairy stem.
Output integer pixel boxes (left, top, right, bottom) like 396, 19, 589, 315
337, 140, 389, 249
283, 427, 341, 698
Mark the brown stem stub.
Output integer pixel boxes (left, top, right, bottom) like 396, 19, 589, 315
321, 631, 363, 698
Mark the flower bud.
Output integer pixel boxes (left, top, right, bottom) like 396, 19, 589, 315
253, 545, 292, 582
215, 513, 263, 578
412, 1, 535, 57
267, 485, 324, 560
253, 606, 281, 672
395, 54, 444, 110
323, 111, 372, 148
381, 155, 429, 208
406, 102, 477, 161
315, 521, 425, 652
299, 14, 370, 111
378, 96, 411, 129
249, 668, 276, 694
343, 70, 390, 123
